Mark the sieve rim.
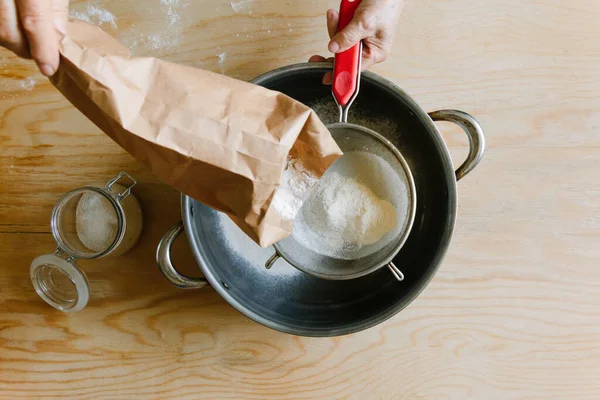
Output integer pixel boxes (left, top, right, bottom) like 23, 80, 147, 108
274, 121, 417, 280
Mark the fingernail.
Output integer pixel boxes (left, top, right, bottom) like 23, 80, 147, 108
38, 63, 55, 77
328, 41, 340, 53
327, 9, 333, 19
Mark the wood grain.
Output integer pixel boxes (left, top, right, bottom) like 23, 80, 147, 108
1, 0, 600, 398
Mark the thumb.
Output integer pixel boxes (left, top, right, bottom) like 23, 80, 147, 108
328, 19, 365, 53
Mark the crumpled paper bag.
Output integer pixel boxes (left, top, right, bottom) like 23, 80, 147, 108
50, 20, 342, 247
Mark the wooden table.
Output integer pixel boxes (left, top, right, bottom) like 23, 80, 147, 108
1, 0, 599, 398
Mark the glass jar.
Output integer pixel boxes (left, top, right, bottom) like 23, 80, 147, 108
30, 172, 143, 312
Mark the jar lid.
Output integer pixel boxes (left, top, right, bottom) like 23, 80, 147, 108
30, 253, 90, 312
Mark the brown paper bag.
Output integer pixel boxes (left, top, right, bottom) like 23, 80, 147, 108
51, 20, 342, 247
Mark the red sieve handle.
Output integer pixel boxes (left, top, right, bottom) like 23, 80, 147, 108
333, 0, 362, 107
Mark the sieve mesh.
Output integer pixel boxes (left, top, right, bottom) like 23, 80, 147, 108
274, 123, 416, 280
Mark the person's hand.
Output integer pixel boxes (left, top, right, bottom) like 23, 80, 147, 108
309, 0, 406, 84
0, 0, 69, 76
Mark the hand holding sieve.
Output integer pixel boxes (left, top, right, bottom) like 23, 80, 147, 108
264, 0, 417, 281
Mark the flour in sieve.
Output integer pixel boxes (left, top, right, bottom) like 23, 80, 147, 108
299, 172, 396, 248
272, 157, 318, 221
292, 151, 409, 260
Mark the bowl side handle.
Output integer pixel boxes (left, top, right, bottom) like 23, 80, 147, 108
156, 222, 210, 289
429, 110, 485, 181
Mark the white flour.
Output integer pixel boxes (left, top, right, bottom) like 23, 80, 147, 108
19, 77, 36, 91
0, 80, 36, 99
217, 51, 228, 73
293, 151, 409, 260
299, 172, 397, 250
76, 192, 118, 252
70, 1, 188, 54
0, 58, 38, 98
230, 0, 253, 14
272, 158, 318, 221
132, 0, 188, 53
161, 0, 181, 6
166, 7, 181, 26
70, 4, 117, 29
143, 31, 181, 51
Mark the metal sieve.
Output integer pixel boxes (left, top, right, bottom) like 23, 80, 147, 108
264, 0, 416, 281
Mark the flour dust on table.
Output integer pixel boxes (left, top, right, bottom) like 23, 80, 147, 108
69, 0, 189, 55
70, 3, 117, 29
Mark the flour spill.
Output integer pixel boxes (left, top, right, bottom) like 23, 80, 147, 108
143, 32, 181, 51
166, 7, 180, 25
70, 3, 117, 29
19, 77, 36, 91
161, 0, 183, 25
136, 0, 188, 53
69, 0, 189, 54
230, 0, 253, 14
0, 68, 38, 99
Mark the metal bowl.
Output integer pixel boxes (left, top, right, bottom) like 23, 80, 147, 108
156, 63, 485, 337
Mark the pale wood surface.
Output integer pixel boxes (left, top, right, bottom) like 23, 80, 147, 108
1, 0, 600, 398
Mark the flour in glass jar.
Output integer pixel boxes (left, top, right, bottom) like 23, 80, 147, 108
76, 192, 119, 252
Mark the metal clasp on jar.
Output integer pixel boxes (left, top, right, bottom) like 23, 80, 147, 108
105, 171, 137, 201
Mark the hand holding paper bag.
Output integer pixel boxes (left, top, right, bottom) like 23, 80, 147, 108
51, 20, 342, 247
